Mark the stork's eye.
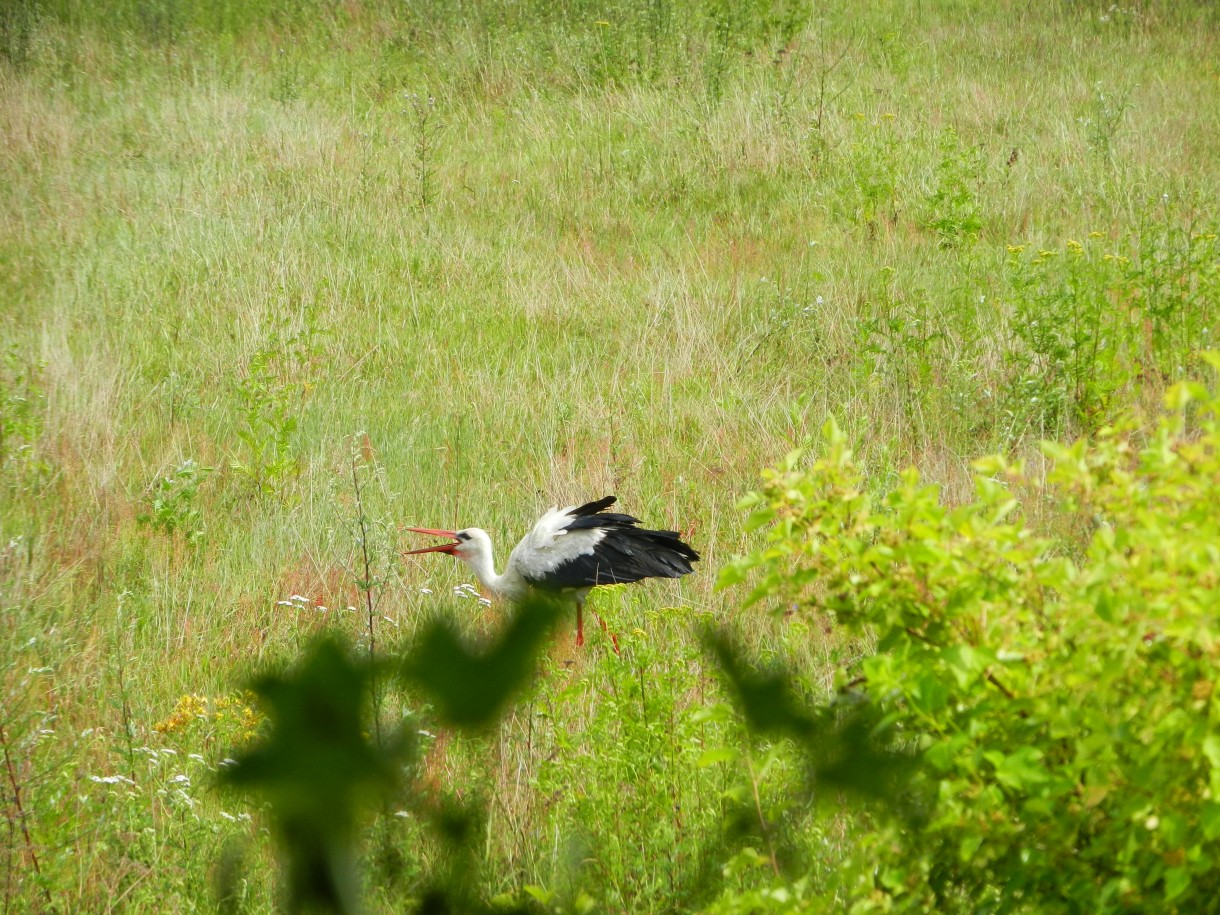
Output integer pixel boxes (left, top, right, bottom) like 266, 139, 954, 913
456, 531, 472, 541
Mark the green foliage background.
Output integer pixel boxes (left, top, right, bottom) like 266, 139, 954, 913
723, 371, 1220, 911
2, 0, 1219, 911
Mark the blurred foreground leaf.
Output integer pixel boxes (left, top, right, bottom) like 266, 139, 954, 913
704, 628, 919, 814
220, 637, 412, 914
703, 629, 817, 739
400, 596, 563, 731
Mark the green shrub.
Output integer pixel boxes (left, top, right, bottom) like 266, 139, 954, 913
137, 458, 213, 546
1004, 236, 1133, 435
720, 361, 1220, 912
0, 347, 45, 480
922, 128, 985, 248
230, 312, 322, 500
231, 346, 301, 499
1002, 211, 1219, 439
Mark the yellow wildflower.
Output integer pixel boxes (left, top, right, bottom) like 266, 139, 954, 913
153, 692, 264, 741
154, 695, 208, 734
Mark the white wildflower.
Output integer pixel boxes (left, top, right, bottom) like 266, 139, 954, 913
90, 774, 136, 786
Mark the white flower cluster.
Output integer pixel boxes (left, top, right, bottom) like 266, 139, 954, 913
276, 594, 357, 614
452, 582, 492, 607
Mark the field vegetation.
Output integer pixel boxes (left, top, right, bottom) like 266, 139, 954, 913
2, 0, 1219, 911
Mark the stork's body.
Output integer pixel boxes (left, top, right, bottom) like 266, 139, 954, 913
405, 497, 699, 646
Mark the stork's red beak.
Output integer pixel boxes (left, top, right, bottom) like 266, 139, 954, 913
403, 527, 461, 556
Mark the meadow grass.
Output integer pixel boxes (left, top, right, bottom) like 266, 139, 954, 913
2, 0, 1219, 910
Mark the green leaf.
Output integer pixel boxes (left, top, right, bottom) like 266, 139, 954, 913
697, 746, 739, 767
1201, 802, 1220, 841
909, 673, 949, 714
716, 557, 754, 589
691, 702, 733, 725
523, 884, 555, 905
220, 638, 411, 915
703, 629, 814, 739
971, 454, 1008, 475
1094, 590, 1116, 623
744, 505, 778, 532
959, 832, 983, 862
1201, 734, 1220, 768
821, 415, 844, 446
735, 491, 765, 511
985, 747, 1047, 790
942, 645, 981, 688
1165, 381, 1209, 410
400, 596, 561, 731
1163, 866, 1191, 902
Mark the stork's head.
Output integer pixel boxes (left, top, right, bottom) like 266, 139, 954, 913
403, 526, 491, 566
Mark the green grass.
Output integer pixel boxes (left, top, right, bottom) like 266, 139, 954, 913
2, 0, 1219, 910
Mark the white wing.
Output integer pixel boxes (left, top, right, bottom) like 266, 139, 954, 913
508, 505, 607, 583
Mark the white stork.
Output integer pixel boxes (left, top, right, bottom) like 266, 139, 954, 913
403, 496, 699, 647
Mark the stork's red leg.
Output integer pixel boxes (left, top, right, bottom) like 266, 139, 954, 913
594, 611, 621, 655
575, 599, 585, 647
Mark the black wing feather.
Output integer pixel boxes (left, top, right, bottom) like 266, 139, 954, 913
571, 496, 617, 517
527, 497, 700, 590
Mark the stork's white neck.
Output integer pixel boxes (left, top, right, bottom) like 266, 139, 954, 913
454, 528, 527, 601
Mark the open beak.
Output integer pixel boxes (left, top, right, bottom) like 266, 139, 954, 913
403, 526, 460, 556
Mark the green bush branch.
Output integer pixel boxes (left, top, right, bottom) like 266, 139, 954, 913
720, 363, 1220, 911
